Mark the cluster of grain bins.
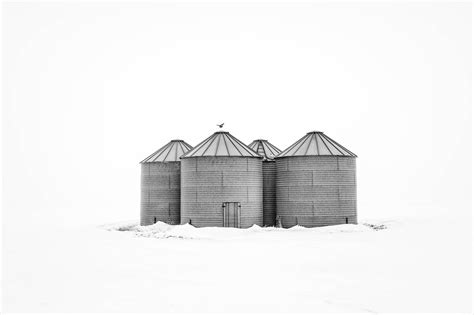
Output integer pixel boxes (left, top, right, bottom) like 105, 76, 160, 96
140, 130, 357, 228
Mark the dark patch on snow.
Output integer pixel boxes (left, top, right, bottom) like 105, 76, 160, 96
362, 223, 387, 231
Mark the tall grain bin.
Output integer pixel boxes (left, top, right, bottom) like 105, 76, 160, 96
248, 139, 281, 226
275, 131, 357, 228
180, 131, 263, 228
140, 140, 193, 226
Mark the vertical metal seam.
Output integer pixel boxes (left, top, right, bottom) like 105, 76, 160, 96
222, 134, 231, 156
162, 144, 173, 162
304, 134, 313, 155
319, 135, 333, 155
248, 141, 254, 150
201, 134, 218, 156
176, 144, 182, 161
261, 141, 268, 157
214, 134, 222, 155
226, 134, 245, 156
279, 133, 307, 156
174, 142, 179, 161
141, 145, 165, 163
265, 142, 272, 157
154, 146, 168, 162
292, 134, 311, 156
229, 134, 245, 156
321, 134, 345, 155
230, 133, 258, 156
250, 141, 257, 153
314, 133, 320, 155
184, 133, 215, 158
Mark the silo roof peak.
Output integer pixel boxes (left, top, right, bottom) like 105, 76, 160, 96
182, 131, 260, 158
140, 140, 193, 163
248, 139, 281, 160
276, 132, 357, 158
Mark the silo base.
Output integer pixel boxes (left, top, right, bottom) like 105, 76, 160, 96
278, 215, 357, 228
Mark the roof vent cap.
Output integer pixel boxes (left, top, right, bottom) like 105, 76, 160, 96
182, 131, 259, 158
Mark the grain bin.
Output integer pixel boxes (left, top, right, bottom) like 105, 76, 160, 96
140, 140, 192, 226
275, 131, 357, 228
248, 139, 281, 226
180, 131, 263, 228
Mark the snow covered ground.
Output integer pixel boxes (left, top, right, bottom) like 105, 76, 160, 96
3, 212, 471, 313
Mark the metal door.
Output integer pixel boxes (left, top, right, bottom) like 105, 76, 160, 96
222, 202, 241, 228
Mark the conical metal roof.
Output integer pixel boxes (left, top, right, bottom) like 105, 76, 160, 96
140, 140, 193, 163
276, 131, 357, 158
181, 131, 260, 158
248, 139, 281, 161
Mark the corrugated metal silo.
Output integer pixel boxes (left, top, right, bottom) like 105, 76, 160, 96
140, 140, 193, 226
180, 131, 263, 228
275, 131, 357, 228
248, 139, 281, 226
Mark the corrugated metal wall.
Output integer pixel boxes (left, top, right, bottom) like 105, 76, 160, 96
262, 161, 277, 226
276, 156, 357, 228
140, 162, 181, 225
181, 157, 263, 228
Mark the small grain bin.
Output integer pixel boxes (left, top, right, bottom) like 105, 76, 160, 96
180, 131, 263, 228
140, 140, 193, 226
248, 139, 281, 226
275, 131, 357, 228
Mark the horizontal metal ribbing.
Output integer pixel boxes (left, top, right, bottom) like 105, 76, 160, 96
181, 157, 263, 228
277, 201, 357, 215
140, 162, 181, 226
262, 161, 277, 226
276, 186, 357, 201
276, 156, 357, 228
277, 170, 356, 186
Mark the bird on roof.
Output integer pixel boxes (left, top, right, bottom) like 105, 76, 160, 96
217, 123, 224, 128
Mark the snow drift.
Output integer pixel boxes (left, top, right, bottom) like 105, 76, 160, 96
102, 220, 378, 240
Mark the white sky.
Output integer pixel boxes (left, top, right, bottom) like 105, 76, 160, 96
3, 2, 472, 225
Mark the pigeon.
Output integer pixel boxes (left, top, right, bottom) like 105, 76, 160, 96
217, 123, 224, 128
